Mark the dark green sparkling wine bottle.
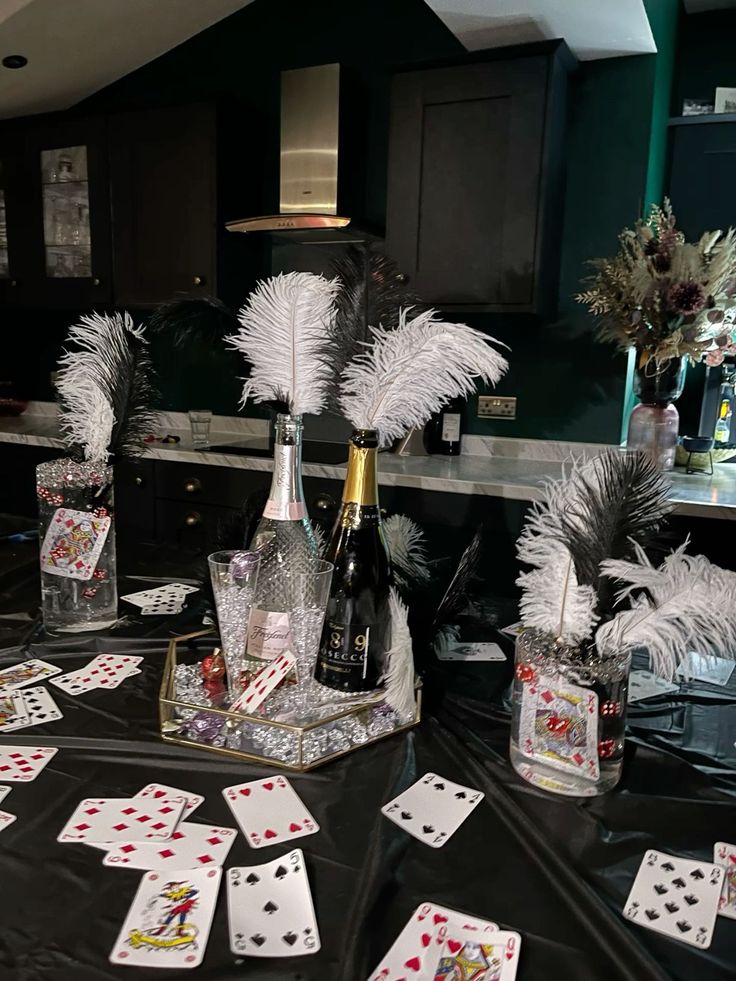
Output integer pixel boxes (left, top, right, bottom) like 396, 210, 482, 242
314, 429, 392, 692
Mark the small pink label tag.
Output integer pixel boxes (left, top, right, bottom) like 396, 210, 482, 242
263, 500, 307, 521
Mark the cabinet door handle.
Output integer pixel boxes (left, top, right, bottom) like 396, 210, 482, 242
134, 476, 144, 487
184, 511, 202, 527
184, 478, 202, 494
10, 280, 17, 287
92, 277, 101, 287
313, 493, 335, 511
192, 275, 206, 286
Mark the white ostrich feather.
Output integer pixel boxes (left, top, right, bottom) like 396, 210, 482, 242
383, 514, 430, 591
339, 308, 508, 445
597, 542, 736, 679
380, 587, 416, 721
229, 272, 339, 416
56, 311, 143, 463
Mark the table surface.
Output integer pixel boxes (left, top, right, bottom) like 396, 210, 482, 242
0, 530, 735, 981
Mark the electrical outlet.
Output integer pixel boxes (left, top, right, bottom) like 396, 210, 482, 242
478, 395, 517, 419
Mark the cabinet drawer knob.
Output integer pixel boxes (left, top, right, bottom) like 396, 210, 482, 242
134, 476, 144, 487
184, 478, 202, 494
313, 493, 335, 511
192, 275, 205, 286
184, 511, 202, 527
395, 272, 409, 284
92, 277, 101, 287
10, 279, 17, 287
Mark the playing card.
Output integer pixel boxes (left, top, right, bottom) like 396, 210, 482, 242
58, 796, 186, 843
40, 508, 111, 580
122, 583, 198, 608
136, 783, 204, 818
0, 786, 10, 805
432, 929, 521, 981
227, 848, 320, 957
109, 866, 221, 969
714, 842, 736, 920
19, 686, 63, 727
104, 822, 236, 870
438, 642, 506, 663
49, 654, 142, 695
381, 772, 484, 848
0, 745, 57, 782
518, 673, 600, 781
628, 670, 679, 703
0, 658, 61, 690
623, 849, 723, 948
677, 653, 735, 687
0, 692, 31, 732
368, 902, 499, 981
222, 775, 319, 849
140, 597, 185, 616
500, 622, 523, 637
230, 652, 297, 715
0, 809, 16, 833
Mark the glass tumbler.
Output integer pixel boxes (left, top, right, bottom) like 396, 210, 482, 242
285, 560, 334, 715
208, 550, 260, 703
509, 629, 631, 797
188, 409, 212, 447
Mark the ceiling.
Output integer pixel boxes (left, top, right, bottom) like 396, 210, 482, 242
425, 0, 656, 60
0, 0, 254, 119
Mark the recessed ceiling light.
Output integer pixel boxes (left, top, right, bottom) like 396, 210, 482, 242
2, 55, 28, 69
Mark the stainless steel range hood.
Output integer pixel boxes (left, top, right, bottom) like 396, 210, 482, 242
226, 63, 352, 234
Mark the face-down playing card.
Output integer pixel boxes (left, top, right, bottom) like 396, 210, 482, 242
227, 848, 320, 957
222, 775, 319, 848
623, 849, 723, 948
109, 866, 221, 969
381, 772, 484, 848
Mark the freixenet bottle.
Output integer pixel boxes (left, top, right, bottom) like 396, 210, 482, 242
314, 429, 392, 692
248, 414, 319, 662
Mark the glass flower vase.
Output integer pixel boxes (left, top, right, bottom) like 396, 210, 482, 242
627, 354, 687, 471
36, 458, 118, 633
509, 629, 630, 797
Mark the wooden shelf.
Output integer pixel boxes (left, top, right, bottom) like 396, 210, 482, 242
669, 113, 736, 127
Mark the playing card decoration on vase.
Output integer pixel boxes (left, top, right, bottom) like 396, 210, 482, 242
576, 199, 736, 470
510, 449, 736, 797
38, 312, 156, 632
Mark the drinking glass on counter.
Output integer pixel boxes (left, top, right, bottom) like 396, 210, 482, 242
188, 409, 212, 447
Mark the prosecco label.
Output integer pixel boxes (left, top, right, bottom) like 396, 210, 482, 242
318, 619, 371, 679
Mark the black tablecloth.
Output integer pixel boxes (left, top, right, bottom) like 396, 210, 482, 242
1, 532, 735, 981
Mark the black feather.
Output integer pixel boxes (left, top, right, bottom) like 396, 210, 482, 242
326, 246, 424, 403
431, 526, 484, 631
147, 297, 240, 352
557, 450, 673, 618
108, 331, 159, 461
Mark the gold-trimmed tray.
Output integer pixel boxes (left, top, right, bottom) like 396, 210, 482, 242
159, 630, 421, 772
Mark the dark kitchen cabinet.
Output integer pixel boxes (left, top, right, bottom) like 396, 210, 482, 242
667, 117, 736, 241
108, 103, 217, 308
386, 42, 574, 314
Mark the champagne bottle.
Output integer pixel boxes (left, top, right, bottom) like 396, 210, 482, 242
247, 414, 319, 663
314, 429, 392, 692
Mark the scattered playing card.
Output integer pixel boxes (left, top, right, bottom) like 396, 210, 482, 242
623, 849, 723, 949
518, 674, 600, 781
230, 652, 297, 715
0, 658, 61, 690
227, 848, 320, 957
18, 686, 63, 728
714, 841, 736, 920
140, 597, 184, 616
677, 653, 735, 687
381, 772, 484, 848
109, 866, 221, 969
0, 786, 10, 805
121, 583, 198, 609
438, 642, 507, 663
49, 654, 142, 696
368, 902, 499, 981
0, 745, 57, 782
0, 692, 31, 732
432, 929, 521, 981
40, 508, 111, 580
500, 622, 523, 637
136, 783, 204, 818
58, 796, 186, 843
0, 809, 16, 833
628, 670, 679, 704
222, 775, 319, 849
104, 822, 236, 870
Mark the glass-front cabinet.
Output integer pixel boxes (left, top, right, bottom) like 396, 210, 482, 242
41, 145, 92, 279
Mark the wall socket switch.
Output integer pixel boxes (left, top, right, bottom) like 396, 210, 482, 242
478, 395, 517, 419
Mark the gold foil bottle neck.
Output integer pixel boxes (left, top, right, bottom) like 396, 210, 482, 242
342, 429, 379, 506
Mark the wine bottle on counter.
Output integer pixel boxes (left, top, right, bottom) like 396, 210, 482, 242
248, 414, 319, 663
424, 397, 463, 455
314, 429, 392, 692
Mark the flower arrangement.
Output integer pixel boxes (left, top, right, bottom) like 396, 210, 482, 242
576, 200, 736, 367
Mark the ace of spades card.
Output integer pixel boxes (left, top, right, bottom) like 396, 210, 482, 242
222, 775, 319, 849
623, 849, 723, 949
109, 867, 221, 969
381, 772, 484, 848
518, 673, 600, 781
40, 508, 110, 581
714, 842, 736, 920
227, 848, 320, 957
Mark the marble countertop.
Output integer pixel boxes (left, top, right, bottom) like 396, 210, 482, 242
4, 406, 736, 519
